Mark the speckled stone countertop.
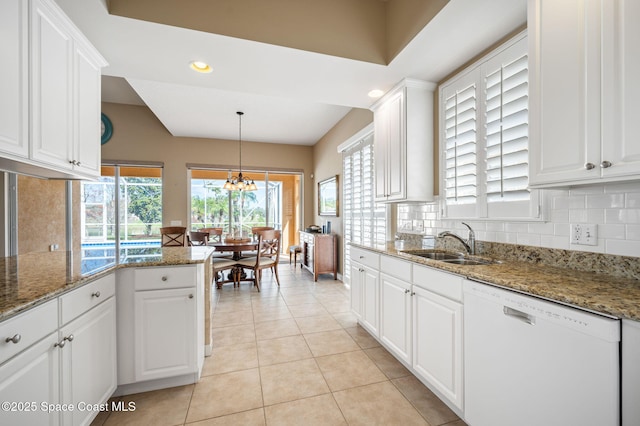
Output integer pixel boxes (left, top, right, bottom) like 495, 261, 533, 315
353, 242, 640, 321
0, 246, 215, 321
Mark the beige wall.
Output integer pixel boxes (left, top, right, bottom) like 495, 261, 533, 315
101, 102, 315, 231
312, 108, 373, 275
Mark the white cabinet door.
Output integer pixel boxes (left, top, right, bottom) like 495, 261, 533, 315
380, 273, 412, 364
360, 264, 380, 337
0, 333, 60, 426
30, 0, 74, 170
623, 319, 640, 426
0, 0, 29, 158
374, 89, 405, 202
349, 261, 363, 319
601, 0, 640, 179
412, 286, 463, 411
73, 44, 102, 177
529, 0, 640, 186
134, 288, 197, 382
60, 297, 116, 426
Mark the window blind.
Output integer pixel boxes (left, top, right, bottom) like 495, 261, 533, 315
444, 83, 477, 205
485, 53, 529, 203
342, 133, 385, 283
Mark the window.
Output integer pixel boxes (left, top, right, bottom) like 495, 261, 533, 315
80, 164, 163, 269
440, 32, 539, 219
342, 130, 387, 283
189, 168, 301, 252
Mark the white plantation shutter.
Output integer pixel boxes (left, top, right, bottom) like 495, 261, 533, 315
440, 32, 538, 220
485, 51, 529, 203
342, 132, 386, 283
444, 82, 477, 205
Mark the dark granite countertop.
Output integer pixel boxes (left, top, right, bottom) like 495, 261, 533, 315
0, 246, 215, 321
352, 242, 640, 321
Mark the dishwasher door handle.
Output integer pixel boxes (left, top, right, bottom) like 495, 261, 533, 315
503, 306, 536, 325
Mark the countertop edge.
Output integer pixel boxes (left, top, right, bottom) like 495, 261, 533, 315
350, 243, 640, 321
0, 248, 215, 322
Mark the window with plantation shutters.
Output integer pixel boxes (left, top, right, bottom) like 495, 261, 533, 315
342, 131, 386, 284
439, 32, 540, 220
444, 81, 478, 206
485, 49, 529, 204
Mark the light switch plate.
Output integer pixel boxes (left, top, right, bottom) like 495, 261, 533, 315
571, 223, 598, 246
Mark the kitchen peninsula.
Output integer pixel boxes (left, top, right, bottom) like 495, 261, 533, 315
0, 246, 215, 425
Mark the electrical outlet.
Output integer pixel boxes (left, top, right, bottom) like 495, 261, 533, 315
570, 224, 598, 246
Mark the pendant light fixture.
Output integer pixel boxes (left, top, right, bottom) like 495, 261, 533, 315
223, 111, 257, 191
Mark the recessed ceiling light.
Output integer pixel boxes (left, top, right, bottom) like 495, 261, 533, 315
368, 89, 384, 98
190, 61, 212, 73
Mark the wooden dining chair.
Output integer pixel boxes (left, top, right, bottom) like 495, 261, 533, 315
160, 226, 187, 246
251, 226, 274, 240
237, 229, 281, 291
188, 231, 209, 246
200, 227, 223, 243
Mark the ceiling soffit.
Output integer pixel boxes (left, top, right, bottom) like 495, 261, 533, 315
108, 0, 448, 64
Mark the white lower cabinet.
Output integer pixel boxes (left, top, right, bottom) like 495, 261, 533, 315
0, 333, 60, 426
351, 260, 379, 336
380, 272, 412, 365
412, 265, 464, 412
623, 319, 640, 426
116, 264, 205, 394
0, 274, 116, 426
134, 288, 197, 382
60, 297, 116, 426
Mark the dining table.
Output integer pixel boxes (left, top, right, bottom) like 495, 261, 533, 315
210, 240, 258, 260
210, 240, 259, 285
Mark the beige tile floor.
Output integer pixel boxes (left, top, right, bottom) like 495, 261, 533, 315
93, 263, 467, 426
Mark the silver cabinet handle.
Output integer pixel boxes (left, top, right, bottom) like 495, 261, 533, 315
5, 334, 21, 344
188, 294, 194, 299
584, 162, 596, 170
161, 276, 168, 281
601, 160, 612, 168
92, 291, 101, 298
359, 255, 365, 259
55, 334, 74, 348
404, 289, 410, 294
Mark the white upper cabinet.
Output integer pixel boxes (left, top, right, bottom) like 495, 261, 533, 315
0, 0, 106, 179
0, 0, 29, 159
529, 0, 640, 187
371, 78, 435, 203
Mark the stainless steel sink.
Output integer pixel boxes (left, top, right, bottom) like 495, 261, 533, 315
401, 250, 499, 266
407, 252, 463, 261
440, 258, 495, 266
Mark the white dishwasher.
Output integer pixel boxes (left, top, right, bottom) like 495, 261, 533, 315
463, 279, 620, 426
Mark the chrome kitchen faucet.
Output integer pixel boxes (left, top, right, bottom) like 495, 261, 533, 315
438, 222, 476, 255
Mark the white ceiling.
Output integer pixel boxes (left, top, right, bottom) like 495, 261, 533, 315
57, 0, 527, 146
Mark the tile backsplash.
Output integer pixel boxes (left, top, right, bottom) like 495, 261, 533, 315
397, 181, 640, 258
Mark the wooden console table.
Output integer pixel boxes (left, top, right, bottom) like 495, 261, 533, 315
300, 231, 337, 281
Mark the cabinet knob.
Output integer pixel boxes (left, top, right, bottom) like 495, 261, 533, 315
5, 334, 21, 344
404, 289, 410, 294
359, 255, 365, 259
600, 160, 612, 168
584, 162, 596, 170
411, 292, 415, 296
65, 334, 74, 342
91, 291, 101, 298
54, 339, 66, 348
69, 160, 76, 165
161, 276, 168, 281
189, 294, 194, 299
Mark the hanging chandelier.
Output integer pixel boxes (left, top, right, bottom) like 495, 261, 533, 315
223, 111, 257, 191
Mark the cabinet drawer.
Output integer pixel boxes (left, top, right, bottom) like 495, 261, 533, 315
412, 264, 463, 302
60, 273, 115, 325
0, 299, 58, 364
134, 266, 196, 291
350, 247, 380, 269
380, 255, 411, 282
